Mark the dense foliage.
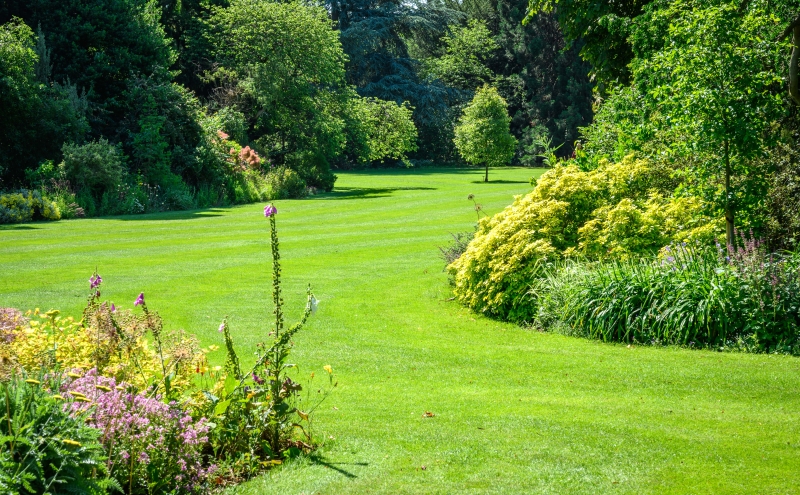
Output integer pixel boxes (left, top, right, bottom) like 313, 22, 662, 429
448, 156, 717, 322
536, 238, 800, 353
1, 0, 595, 224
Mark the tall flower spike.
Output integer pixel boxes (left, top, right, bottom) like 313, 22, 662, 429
134, 293, 145, 307
264, 204, 277, 217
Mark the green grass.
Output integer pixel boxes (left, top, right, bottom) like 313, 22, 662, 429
2, 167, 799, 494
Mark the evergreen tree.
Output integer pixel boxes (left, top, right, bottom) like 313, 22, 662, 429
491, 0, 593, 160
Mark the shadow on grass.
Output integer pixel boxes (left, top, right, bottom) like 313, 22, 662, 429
313, 186, 435, 200
0, 224, 39, 230
308, 454, 368, 479
113, 209, 226, 221
469, 180, 531, 184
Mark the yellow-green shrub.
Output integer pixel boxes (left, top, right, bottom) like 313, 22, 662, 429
448, 155, 722, 321
6, 303, 202, 394
0, 190, 61, 224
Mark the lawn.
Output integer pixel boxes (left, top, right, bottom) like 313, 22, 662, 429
2, 167, 799, 494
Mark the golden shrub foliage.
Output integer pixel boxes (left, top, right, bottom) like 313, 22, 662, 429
4, 303, 203, 393
448, 155, 722, 321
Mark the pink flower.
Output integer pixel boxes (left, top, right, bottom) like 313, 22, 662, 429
263, 204, 277, 217
218, 322, 225, 333
134, 293, 144, 306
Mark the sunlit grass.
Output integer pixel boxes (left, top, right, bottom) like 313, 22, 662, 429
1, 167, 799, 494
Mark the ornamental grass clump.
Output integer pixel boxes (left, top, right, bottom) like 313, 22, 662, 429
535, 232, 800, 353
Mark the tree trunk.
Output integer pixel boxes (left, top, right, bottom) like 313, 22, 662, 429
791, 25, 800, 104
484, 164, 489, 182
724, 139, 735, 247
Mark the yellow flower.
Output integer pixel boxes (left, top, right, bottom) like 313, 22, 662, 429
69, 391, 86, 398
51, 394, 65, 401
208, 345, 220, 351
74, 396, 92, 403
212, 366, 222, 372
25, 379, 41, 385
45, 309, 59, 317
115, 385, 125, 391
323, 365, 333, 375
34, 308, 40, 316
62, 439, 82, 448
68, 372, 82, 379
95, 385, 112, 392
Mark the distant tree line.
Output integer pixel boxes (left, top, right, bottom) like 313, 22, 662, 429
0, 0, 594, 217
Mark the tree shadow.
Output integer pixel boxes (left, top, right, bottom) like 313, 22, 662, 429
469, 180, 531, 184
112, 209, 225, 221
0, 224, 39, 230
308, 454, 368, 479
313, 186, 435, 200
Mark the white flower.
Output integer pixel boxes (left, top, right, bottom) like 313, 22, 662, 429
310, 296, 319, 315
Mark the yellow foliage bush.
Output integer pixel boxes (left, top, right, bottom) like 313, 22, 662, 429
448, 155, 721, 321
4, 300, 203, 394
0, 190, 61, 224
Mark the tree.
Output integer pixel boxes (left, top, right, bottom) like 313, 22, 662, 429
211, 1, 349, 165
425, 19, 497, 91
0, 18, 86, 187
523, 0, 651, 87
492, 0, 593, 160
633, 0, 784, 245
454, 85, 516, 181
327, 0, 464, 160
344, 97, 418, 164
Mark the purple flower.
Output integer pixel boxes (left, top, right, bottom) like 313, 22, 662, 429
218, 322, 225, 333
134, 293, 145, 307
263, 204, 277, 217
252, 373, 265, 385
89, 274, 102, 289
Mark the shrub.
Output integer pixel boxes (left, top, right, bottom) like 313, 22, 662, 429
284, 151, 336, 192
0, 190, 61, 224
265, 166, 307, 200
535, 236, 800, 353
61, 139, 127, 200
9, 279, 202, 396
448, 155, 719, 322
0, 373, 116, 494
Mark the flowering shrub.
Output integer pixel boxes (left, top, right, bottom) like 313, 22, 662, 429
65, 370, 213, 494
448, 155, 720, 322
1, 206, 334, 489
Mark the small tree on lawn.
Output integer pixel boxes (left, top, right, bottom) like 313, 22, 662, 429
454, 85, 516, 182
